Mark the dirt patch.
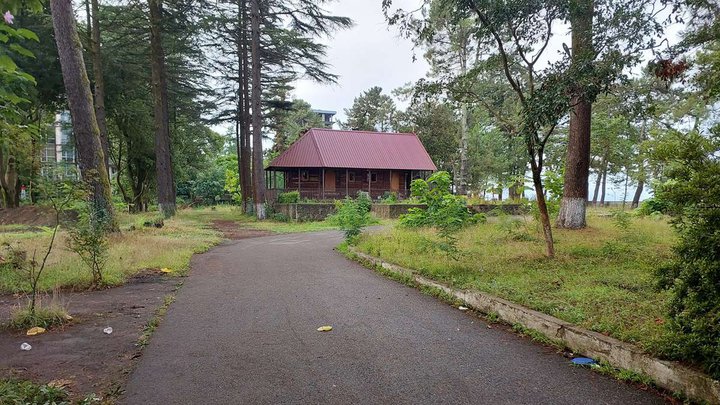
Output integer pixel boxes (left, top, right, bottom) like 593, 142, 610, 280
0, 206, 77, 227
211, 220, 273, 240
0, 270, 178, 400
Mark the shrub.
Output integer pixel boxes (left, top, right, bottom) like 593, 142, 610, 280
331, 197, 372, 244
355, 190, 372, 213
636, 197, 669, 216
399, 171, 476, 258
611, 210, 632, 230
381, 192, 398, 203
278, 191, 300, 204
67, 201, 111, 287
653, 131, 720, 379
270, 212, 290, 222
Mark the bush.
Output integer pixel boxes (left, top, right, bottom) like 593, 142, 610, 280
67, 201, 111, 287
653, 131, 720, 379
278, 191, 300, 204
331, 197, 372, 244
381, 192, 398, 203
270, 212, 290, 222
399, 172, 476, 258
636, 197, 669, 216
355, 190, 372, 213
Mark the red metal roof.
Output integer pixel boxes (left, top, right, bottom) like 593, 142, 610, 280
267, 128, 437, 171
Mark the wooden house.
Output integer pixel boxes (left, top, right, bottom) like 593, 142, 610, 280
265, 128, 437, 200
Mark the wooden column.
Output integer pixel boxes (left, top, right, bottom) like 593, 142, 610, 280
389, 169, 393, 194
297, 168, 301, 193
322, 168, 325, 200
368, 170, 371, 198
345, 168, 349, 198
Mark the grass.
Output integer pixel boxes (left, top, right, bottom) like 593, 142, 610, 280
0, 205, 360, 294
353, 208, 677, 358
0, 208, 225, 293
0, 379, 70, 405
137, 293, 176, 348
9, 297, 69, 330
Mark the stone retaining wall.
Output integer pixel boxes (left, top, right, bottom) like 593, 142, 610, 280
274, 203, 336, 221
274, 203, 525, 221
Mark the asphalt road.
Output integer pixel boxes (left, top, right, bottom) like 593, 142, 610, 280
122, 231, 665, 404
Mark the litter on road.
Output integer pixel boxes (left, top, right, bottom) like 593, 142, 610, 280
104, 327, 113, 335
317, 326, 333, 332
20, 342, 32, 351
571, 357, 598, 366
26, 327, 46, 336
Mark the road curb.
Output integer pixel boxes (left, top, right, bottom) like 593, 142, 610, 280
347, 248, 720, 404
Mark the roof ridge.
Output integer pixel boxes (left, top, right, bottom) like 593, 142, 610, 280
310, 128, 417, 136
308, 129, 326, 167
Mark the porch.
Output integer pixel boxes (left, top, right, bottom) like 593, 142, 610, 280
265, 168, 432, 201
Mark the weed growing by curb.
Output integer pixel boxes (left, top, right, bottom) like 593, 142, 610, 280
137, 293, 177, 348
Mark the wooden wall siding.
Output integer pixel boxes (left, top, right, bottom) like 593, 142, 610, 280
272, 168, 417, 199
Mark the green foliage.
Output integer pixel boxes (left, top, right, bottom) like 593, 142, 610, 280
355, 191, 372, 213
636, 197, 668, 216
381, 191, 398, 203
343, 86, 397, 131
611, 210, 632, 230
0, 379, 69, 405
653, 131, 720, 379
399, 171, 476, 258
278, 191, 300, 204
331, 195, 372, 244
9, 298, 68, 329
67, 201, 111, 287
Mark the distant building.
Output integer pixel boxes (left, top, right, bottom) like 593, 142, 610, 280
41, 111, 77, 178
266, 128, 436, 200
312, 109, 336, 128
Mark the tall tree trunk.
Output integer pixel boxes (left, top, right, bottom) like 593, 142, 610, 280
89, 0, 110, 175
631, 179, 644, 209
250, 0, 265, 219
508, 165, 524, 200
622, 170, 629, 209
148, 0, 176, 218
591, 168, 602, 206
457, 102, 469, 195
50, 0, 115, 224
557, 0, 594, 229
600, 161, 608, 205
456, 37, 469, 196
238, 0, 252, 214
0, 151, 19, 208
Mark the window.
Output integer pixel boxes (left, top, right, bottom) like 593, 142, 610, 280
301, 170, 309, 181
370, 172, 378, 183
348, 172, 356, 182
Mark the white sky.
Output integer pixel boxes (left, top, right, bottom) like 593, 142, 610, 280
282, 0, 686, 201
291, 0, 429, 124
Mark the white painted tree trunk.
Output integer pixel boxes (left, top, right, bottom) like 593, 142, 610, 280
557, 198, 586, 229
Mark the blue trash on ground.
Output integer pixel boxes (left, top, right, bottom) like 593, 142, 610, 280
571, 357, 597, 366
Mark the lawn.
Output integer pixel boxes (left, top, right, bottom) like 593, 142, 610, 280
0, 205, 345, 294
353, 209, 677, 356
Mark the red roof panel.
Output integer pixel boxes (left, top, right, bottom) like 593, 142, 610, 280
267, 128, 437, 171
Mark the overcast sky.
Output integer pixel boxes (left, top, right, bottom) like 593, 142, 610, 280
291, 0, 429, 124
